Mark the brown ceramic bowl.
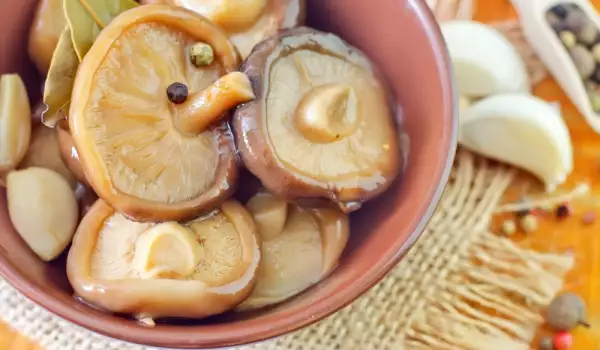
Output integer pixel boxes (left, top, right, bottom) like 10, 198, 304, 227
0, 0, 456, 348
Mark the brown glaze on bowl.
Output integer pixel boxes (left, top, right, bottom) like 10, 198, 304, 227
0, 0, 457, 348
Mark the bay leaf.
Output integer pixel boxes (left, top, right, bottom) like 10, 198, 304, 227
42, 27, 79, 127
64, 0, 139, 60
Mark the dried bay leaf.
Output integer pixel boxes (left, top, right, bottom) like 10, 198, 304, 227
42, 27, 78, 127
64, 0, 139, 60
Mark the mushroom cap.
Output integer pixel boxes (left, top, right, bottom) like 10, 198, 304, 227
236, 192, 348, 310
69, 5, 241, 222
166, 0, 305, 58
67, 199, 260, 319
233, 27, 401, 212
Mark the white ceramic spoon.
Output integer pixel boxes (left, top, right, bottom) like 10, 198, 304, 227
510, 0, 600, 133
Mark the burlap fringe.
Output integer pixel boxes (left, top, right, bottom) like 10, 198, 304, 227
401, 151, 573, 350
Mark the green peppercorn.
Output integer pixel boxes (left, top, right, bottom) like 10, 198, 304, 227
559, 31, 577, 48
167, 82, 189, 104
520, 214, 538, 233
501, 220, 517, 236
189, 42, 214, 67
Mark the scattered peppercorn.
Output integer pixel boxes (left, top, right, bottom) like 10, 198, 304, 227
166, 82, 189, 104
539, 336, 554, 350
556, 203, 571, 219
520, 214, 538, 233
189, 42, 214, 67
501, 220, 517, 236
553, 331, 573, 350
546, 293, 590, 331
582, 211, 597, 225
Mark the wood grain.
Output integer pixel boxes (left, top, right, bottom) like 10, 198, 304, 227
2, 0, 600, 349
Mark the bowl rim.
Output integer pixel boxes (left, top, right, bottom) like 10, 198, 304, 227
0, 1, 458, 348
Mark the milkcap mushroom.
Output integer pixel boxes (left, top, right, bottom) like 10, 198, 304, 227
68, 5, 256, 222
67, 199, 260, 319
236, 192, 349, 310
233, 27, 402, 212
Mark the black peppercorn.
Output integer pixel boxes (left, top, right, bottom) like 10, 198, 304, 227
167, 82, 189, 104
550, 4, 570, 19
556, 203, 571, 219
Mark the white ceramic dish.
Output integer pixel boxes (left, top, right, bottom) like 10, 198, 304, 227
510, 0, 600, 133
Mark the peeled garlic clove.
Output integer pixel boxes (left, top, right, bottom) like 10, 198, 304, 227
7, 167, 78, 261
441, 21, 530, 97
459, 93, 573, 192
246, 192, 287, 240
0, 74, 32, 175
133, 222, 203, 279
19, 125, 78, 188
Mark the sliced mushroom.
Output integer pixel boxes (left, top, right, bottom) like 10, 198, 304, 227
19, 124, 78, 188
233, 28, 401, 212
67, 199, 260, 319
69, 5, 255, 222
28, 0, 66, 74
145, 0, 305, 58
236, 192, 348, 311
0, 74, 31, 177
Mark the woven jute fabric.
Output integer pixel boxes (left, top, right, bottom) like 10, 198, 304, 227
0, 150, 575, 350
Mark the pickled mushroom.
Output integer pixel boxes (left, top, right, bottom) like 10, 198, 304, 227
69, 5, 255, 222
67, 200, 261, 319
56, 120, 88, 186
143, 0, 305, 58
233, 28, 401, 212
236, 192, 348, 311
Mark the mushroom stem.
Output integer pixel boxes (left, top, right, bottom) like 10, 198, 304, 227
174, 72, 255, 135
295, 84, 359, 143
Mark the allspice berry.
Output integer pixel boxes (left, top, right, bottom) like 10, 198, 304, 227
545, 292, 590, 331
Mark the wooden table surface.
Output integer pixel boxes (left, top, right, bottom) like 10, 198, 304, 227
3, 0, 600, 349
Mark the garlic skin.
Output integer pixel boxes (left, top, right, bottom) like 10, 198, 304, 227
67, 200, 261, 319
441, 20, 530, 97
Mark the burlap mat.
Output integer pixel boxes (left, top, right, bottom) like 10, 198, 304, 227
0, 2, 569, 349
0, 150, 575, 349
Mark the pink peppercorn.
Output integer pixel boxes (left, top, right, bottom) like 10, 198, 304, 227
582, 211, 597, 225
553, 331, 573, 349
